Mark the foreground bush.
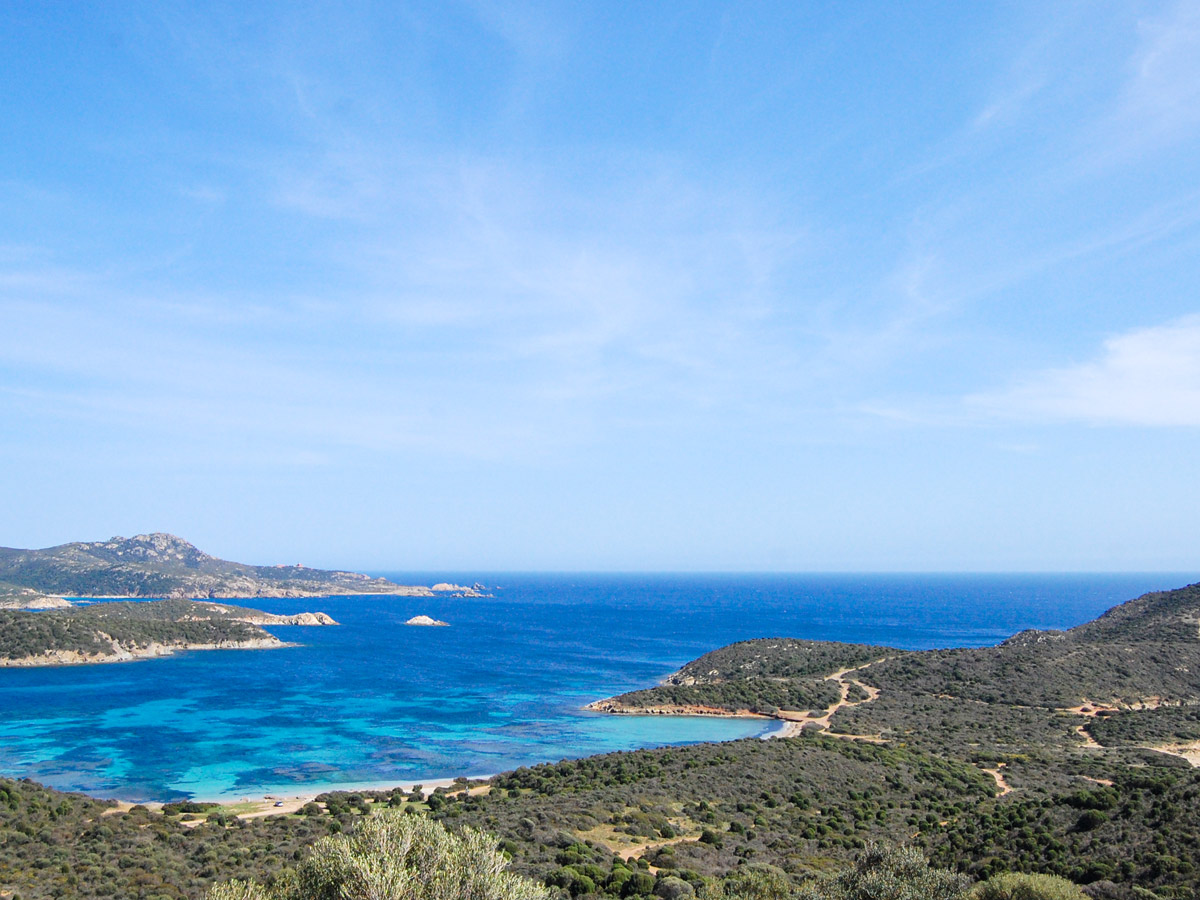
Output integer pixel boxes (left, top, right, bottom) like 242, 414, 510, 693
206, 811, 549, 900
702, 863, 795, 900
796, 844, 971, 900
972, 873, 1086, 900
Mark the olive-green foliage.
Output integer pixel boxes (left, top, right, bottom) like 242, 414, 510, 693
7, 581, 1200, 899
608, 640, 891, 715
923, 765, 1200, 896
796, 844, 970, 900
0, 777, 330, 900
971, 872, 1085, 900
1084, 706, 1200, 747
0, 599, 274, 660
614, 679, 841, 715
669, 641, 895, 683
208, 882, 269, 900
856, 584, 1200, 709
700, 863, 794, 900
206, 811, 549, 900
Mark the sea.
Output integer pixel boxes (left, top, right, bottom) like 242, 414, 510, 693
0, 572, 1194, 804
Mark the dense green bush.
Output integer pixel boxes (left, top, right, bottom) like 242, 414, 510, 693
796, 845, 970, 900
205, 811, 548, 900
971, 873, 1085, 900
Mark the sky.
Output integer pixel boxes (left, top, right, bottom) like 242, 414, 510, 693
2, 2, 1199, 572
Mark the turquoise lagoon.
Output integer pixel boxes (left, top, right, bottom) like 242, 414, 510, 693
0, 573, 1189, 802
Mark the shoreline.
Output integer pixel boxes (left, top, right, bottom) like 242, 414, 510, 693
0, 638, 292, 668
102, 774, 499, 821
192, 773, 496, 806
89, 711, 791, 816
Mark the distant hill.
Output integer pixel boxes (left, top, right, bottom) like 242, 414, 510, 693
0, 533, 479, 605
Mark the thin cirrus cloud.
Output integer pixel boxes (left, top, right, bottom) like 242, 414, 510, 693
970, 315, 1200, 427
1116, 1, 1200, 143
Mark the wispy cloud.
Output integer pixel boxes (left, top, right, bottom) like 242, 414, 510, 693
1114, 0, 1200, 148
969, 315, 1200, 426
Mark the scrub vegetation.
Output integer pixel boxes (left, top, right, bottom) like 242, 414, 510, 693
2, 583, 1200, 899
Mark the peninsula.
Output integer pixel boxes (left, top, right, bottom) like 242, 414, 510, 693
0, 598, 338, 667
587, 581, 1200, 739
0, 532, 486, 607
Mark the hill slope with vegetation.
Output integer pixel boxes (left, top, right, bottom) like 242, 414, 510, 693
0, 598, 335, 666
0, 532, 479, 604
2, 583, 1200, 899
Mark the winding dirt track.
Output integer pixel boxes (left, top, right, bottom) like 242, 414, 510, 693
775, 659, 887, 740
982, 765, 1013, 796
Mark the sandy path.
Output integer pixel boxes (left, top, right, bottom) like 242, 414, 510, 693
1152, 742, 1200, 766
776, 659, 887, 738
982, 764, 1012, 796
616, 835, 693, 862
237, 797, 313, 819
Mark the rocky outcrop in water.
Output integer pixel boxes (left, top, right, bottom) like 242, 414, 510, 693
237, 611, 338, 626
405, 615, 449, 627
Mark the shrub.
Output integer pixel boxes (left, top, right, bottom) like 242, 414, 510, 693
797, 844, 971, 900
710, 863, 794, 900
972, 872, 1086, 900
623, 872, 658, 897
205, 811, 549, 900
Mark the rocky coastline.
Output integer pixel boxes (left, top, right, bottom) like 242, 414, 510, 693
0, 636, 287, 668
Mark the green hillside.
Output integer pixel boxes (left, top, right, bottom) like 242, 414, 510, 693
0, 598, 298, 665
0, 532, 456, 602
3, 582, 1200, 899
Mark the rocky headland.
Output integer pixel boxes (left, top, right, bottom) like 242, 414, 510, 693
0, 533, 488, 603
0, 598, 339, 667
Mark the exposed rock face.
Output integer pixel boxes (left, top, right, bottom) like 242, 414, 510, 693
405, 615, 449, 627
12, 596, 73, 610
236, 611, 338, 626
430, 583, 486, 597
0, 588, 72, 610
584, 699, 764, 717
0, 636, 285, 667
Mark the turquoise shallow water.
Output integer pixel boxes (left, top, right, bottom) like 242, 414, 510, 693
0, 573, 1191, 802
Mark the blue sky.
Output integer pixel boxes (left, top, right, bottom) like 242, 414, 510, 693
2, 2, 1199, 571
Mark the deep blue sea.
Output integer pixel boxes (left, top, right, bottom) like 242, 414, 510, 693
0, 573, 1193, 803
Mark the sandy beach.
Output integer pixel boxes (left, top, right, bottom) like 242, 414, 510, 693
184, 775, 496, 821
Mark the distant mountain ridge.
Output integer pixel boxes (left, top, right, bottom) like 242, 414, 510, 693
0, 533, 477, 605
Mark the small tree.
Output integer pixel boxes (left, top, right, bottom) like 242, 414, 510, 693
972, 872, 1086, 900
205, 810, 549, 900
797, 844, 971, 900
702, 863, 794, 900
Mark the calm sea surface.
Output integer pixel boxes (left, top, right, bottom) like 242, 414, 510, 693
0, 573, 1192, 803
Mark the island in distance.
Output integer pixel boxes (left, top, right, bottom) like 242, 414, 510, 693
0, 532, 487, 607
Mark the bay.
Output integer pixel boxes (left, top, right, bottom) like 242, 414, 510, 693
0, 572, 1190, 803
